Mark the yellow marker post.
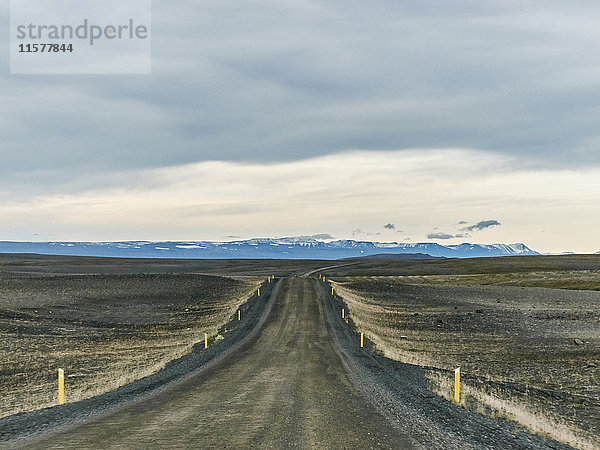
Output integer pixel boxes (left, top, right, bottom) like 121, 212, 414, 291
323, 276, 326, 282
454, 368, 460, 403
342, 308, 345, 319
257, 288, 260, 297
331, 287, 334, 295
204, 332, 208, 349
238, 310, 241, 321
58, 368, 64, 405
360, 333, 364, 348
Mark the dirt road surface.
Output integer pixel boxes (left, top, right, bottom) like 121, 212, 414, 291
4, 277, 567, 449
13, 278, 411, 448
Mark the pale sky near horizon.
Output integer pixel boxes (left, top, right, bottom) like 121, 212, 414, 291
2, 1, 600, 253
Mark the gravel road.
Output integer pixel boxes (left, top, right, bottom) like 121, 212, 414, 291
2, 277, 569, 449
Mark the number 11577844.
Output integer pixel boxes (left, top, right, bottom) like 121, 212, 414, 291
19, 43, 74, 53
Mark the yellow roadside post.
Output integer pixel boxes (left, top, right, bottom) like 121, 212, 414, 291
257, 288, 260, 296
454, 368, 460, 403
360, 333, 364, 348
58, 368, 64, 405
238, 310, 241, 321
323, 276, 326, 282
331, 287, 334, 295
204, 332, 208, 349
342, 308, 345, 319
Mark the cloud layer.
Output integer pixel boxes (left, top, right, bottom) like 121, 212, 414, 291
3, 2, 600, 252
3, 1, 600, 186
1, 149, 599, 253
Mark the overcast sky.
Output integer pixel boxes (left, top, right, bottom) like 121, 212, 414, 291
2, 1, 600, 252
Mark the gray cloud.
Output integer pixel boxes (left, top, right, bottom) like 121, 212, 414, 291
383, 223, 395, 230
428, 219, 501, 240
427, 232, 456, 240
463, 220, 501, 232
312, 233, 334, 240
3, 1, 600, 193
352, 229, 380, 237
291, 234, 334, 240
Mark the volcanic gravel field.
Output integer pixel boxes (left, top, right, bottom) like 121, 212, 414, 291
1, 254, 597, 448
329, 274, 599, 448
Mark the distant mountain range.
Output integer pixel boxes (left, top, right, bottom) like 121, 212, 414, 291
0, 239, 539, 259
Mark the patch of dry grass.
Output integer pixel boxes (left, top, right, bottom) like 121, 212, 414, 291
426, 370, 596, 449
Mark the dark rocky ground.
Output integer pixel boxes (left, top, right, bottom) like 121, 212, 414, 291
0, 277, 276, 446
1, 254, 597, 448
0, 253, 330, 277
0, 256, 262, 418
325, 259, 600, 448
320, 280, 571, 449
1, 276, 569, 449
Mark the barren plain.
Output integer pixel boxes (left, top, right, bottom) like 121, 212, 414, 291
0, 255, 262, 417
328, 256, 600, 448
1, 253, 597, 449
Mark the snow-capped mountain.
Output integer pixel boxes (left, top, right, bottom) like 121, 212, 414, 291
0, 238, 539, 259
